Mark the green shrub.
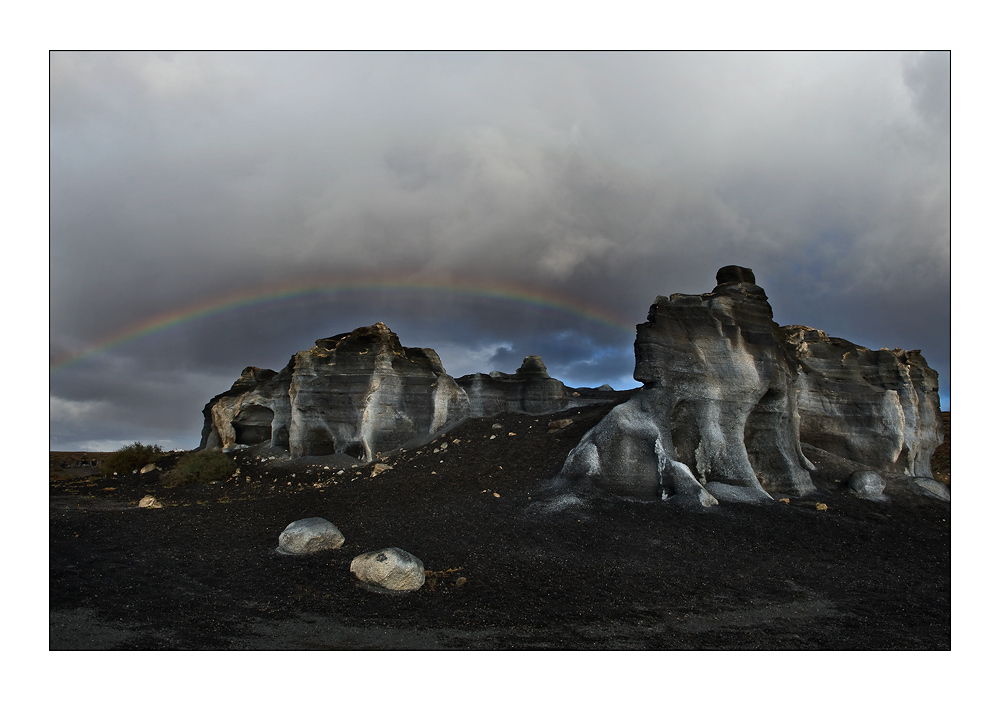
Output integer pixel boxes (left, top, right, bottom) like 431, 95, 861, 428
100, 441, 163, 477
161, 451, 237, 487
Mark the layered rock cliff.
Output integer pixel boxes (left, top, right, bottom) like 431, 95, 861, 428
561, 266, 943, 504
563, 265, 815, 504
456, 355, 618, 417
200, 323, 623, 460
782, 325, 942, 479
201, 323, 471, 461
285, 324, 471, 460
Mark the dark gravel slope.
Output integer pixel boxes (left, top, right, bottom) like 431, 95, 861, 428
50, 405, 950, 650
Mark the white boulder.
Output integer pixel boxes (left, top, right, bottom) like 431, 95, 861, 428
350, 547, 425, 591
277, 517, 345, 554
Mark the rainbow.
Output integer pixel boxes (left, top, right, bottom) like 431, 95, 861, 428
50, 275, 639, 372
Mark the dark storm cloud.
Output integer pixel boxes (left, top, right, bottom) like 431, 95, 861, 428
50, 51, 950, 450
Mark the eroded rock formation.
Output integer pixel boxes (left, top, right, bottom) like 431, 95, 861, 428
201, 323, 470, 461
783, 325, 942, 479
287, 324, 470, 460
456, 355, 615, 416
561, 265, 944, 504
563, 265, 815, 504
200, 322, 621, 460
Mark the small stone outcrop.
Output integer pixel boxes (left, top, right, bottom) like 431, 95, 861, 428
456, 355, 620, 417
563, 265, 815, 504
783, 325, 942, 479
277, 517, 345, 555
350, 547, 425, 591
200, 324, 624, 460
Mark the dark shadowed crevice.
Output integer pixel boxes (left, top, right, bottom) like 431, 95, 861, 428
233, 406, 275, 445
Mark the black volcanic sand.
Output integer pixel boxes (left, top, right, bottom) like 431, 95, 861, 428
50, 405, 950, 650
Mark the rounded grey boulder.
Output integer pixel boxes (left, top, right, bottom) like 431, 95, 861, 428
350, 547, 425, 591
848, 470, 889, 502
277, 517, 345, 555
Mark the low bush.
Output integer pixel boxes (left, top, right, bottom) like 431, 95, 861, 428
161, 451, 237, 487
100, 442, 163, 477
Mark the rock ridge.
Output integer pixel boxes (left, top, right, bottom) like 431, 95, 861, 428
561, 265, 943, 504
200, 323, 626, 460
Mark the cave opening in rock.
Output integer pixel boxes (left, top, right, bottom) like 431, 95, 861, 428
344, 442, 366, 460
233, 405, 275, 445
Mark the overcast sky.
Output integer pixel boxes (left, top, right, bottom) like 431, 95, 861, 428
49, 51, 950, 451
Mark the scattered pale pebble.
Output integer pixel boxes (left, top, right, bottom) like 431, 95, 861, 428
371, 463, 392, 477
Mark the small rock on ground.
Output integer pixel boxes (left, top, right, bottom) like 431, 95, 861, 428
350, 547, 425, 591
277, 517, 345, 554
138, 495, 163, 509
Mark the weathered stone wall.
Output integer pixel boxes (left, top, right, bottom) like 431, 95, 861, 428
456, 355, 620, 417
562, 265, 944, 504
782, 325, 942, 478
286, 324, 473, 460
200, 324, 620, 460
563, 266, 815, 504
200, 366, 292, 451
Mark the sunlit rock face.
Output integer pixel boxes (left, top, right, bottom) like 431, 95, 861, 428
200, 366, 292, 451
783, 325, 942, 479
199, 324, 623, 460
200, 323, 471, 461
287, 323, 472, 460
562, 265, 945, 504
564, 266, 817, 504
